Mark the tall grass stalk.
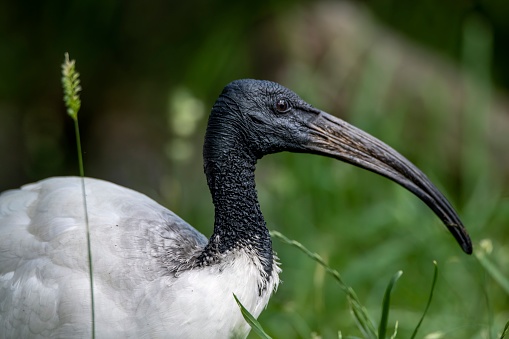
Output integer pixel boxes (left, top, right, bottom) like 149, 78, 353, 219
61, 53, 95, 338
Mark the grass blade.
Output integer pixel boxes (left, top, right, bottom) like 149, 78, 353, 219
410, 261, 438, 339
61, 53, 95, 339
233, 293, 272, 339
378, 270, 403, 339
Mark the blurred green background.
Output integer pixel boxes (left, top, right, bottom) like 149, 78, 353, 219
1, 1, 508, 338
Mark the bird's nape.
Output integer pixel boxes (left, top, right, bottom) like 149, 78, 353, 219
303, 110, 472, 254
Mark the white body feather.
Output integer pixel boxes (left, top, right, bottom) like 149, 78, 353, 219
0, 177, 279, 338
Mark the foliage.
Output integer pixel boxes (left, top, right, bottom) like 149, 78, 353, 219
239, 233, 444, 339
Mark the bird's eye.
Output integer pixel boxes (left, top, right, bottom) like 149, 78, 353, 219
275, 99, 291, 113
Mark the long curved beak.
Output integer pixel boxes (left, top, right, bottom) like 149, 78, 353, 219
305, 111, 472, 254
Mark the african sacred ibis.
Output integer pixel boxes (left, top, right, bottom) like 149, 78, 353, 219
0, 79, 472, 338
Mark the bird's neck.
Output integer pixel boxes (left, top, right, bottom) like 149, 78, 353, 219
199, 148, 274, 279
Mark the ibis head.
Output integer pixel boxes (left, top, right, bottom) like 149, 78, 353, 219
204, 79, 472, 254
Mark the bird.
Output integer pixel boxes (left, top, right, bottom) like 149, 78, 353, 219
0, 79, 472, 338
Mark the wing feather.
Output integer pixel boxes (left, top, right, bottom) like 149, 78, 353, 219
0, 177, 207, 337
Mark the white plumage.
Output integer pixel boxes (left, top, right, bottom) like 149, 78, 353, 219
0, 177, 278, 338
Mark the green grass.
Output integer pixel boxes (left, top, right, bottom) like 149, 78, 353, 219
237, 233, 444, 339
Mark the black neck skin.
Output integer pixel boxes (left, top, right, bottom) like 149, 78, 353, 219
197, 103, 274, 279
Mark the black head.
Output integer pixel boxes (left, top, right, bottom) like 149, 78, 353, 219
204, 79, 321, 162
204, 79, 473, 254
